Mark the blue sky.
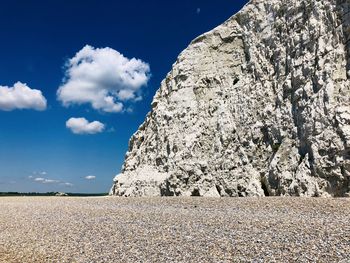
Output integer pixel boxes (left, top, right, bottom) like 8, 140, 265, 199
0, 0, 248, 193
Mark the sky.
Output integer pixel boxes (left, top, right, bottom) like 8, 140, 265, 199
0, 0, 248, 193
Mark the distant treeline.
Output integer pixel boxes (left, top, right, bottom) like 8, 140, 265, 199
0, 192, 108, 197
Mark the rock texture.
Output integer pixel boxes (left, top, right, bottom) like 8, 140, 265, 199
110, 0, 350, 197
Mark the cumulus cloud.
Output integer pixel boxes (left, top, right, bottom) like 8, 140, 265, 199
66, 117, 105, 135
57, 45, 150, 113
0, 82, 47, 111
85, 175, 96, 180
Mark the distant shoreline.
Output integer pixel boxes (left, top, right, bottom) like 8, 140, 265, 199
0, 192, 108, 197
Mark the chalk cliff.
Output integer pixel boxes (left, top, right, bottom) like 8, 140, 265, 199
110, 0, 350, 197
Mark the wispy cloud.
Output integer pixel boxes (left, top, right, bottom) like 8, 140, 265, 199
85, 175, 96, 180
61, 182, 73, 187
196, 7, 201, 14
57, 45, 150, 113
107, 127, 116, 133
0, 82, 47, 111
34, 177, 59, 184
32, 171, 48, 176
34, 177, 45, 182
29, 174, 73, 187
66, 117, 105, 134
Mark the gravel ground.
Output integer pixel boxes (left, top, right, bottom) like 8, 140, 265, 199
0, 197, 349, 262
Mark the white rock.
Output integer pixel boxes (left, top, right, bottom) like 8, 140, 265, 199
111, 0, 350, 197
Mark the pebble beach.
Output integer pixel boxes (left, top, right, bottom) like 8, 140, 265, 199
0, 197, 349, 262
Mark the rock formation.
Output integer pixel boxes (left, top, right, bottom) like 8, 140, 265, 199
110, 0, 350, 197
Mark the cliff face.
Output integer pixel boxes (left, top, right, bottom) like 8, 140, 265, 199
110, 0, 350, 197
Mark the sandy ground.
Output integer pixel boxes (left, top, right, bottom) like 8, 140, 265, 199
0, 197, 349, 262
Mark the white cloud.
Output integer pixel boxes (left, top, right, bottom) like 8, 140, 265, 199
34, 177, 59, 184
34, 177, 45, 182
85, 175, 96, 180
33, 171, 48, 176
43, 179, 60, 184
31, 176, 73, 187
66, 117, 105, 135
0, 82, 47, 111
57, 45, 150, 113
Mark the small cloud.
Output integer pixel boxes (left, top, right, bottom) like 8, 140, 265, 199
28, 175, 34, 179
85, 175, 96, 180
126, 107, 134, 113
30, 176, 73, 187
196, 7, 201, 14
107, 127, 116, 133
0, 82, 47, 111
32, 171, 47, 175
42, 179, 60, 184
66, 117, 105, 135
34, 177, 45, 182
57, 45, 150, 113
61, 182, 73, 187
